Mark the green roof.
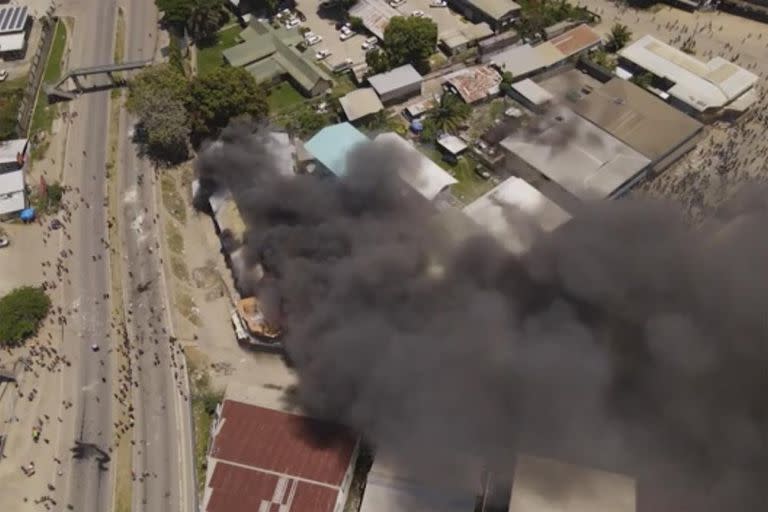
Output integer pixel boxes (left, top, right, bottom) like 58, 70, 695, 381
222, 35, 276, 67
271, 38, 331, 92
245, 58, 285, 83
240, 20, 303, 46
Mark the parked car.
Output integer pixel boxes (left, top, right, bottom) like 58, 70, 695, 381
0, 237, 9, 248
315, 49, 332, 60
285, 17, 301, 29
340, 29, 356, 41
361, 36, 378, 50
474, 165, 492, 180
0, 69, 8, 82
389, 0, 406, 6
305, 33, 322, 45
430, 0, 447, 6
411, 9, 425, 17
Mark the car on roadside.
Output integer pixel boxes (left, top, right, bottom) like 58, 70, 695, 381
0, 69, 8, 82
411, 9, 425, 17
284, 17, 301, 29
430, 0, 448, 6
0, 237, 9, 248
315, 48, 332, 60
339, 29, 356, 41
362, 36, 378, 50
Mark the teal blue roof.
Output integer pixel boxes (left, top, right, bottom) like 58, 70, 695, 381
304, 123, 369, 177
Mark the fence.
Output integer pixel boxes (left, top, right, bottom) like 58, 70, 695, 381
17, 15, 59, 136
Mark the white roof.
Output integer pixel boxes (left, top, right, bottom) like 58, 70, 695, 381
500, 107, 650, 200
0, 138, 27, 164
0, 31, 25, 52
368, 64, 422, 96
0, 170, 25, 215
374, 132, 457, 200
0, 5, 28, 35
463, 177, 570, 253
511, 78, 554, 106
436, 134, 467, 155
619, 35, 758, 112
360, 457, 476, 512
510, 455, 636, 512
490, 43, 563, 77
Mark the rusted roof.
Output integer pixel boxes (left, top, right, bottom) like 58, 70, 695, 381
206, 461, 340, 512
549, 23, 602, 58
210, 399, 357, 486
446, 66, 502, 104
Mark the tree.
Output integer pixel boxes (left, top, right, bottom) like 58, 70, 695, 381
187, 0, 229, 42
286, 106, 332, 138
630, 71, 654, 90
0, 287, 51, 346
365, 48, 391, 75
382, 16, 437, 74
136, 91, 191, 164
349, 16, 365, 33
168, 36, 186, 75
187, 66, 268, 142
607, 23, 632, 52
127, 64, 190, 114
156, 0, 192, 29
425, 92, 470, 134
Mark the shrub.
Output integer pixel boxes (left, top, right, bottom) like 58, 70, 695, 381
0, 287, 51, 346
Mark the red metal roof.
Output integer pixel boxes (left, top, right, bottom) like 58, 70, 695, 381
210, 399, 357, 486
549, 24, 602, 58
207, 461, 340, 512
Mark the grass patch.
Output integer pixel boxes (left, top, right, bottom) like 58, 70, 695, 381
176, 290, 200, 325
0, 77, 26, 139
185, 347, 222, 493
161, 173, 187, 224
267, 81, 305, 113
171, 254, 190, 282
197, 25, 242, 76
330, 73, 356, 98
29, 19, 69, 140
166, 220, 184, 254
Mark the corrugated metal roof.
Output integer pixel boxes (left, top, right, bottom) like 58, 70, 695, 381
0, 138, 27, 164
339, 88, 384, 121
619, 35, 759, 111
368, 64, 423, 96
304, 122, 369, 176
350, 0, 398, 40
511, 79, 554, 105
490, 43, 563, 77
210, 399, 357, 486
222, 36, 276, 67
0, 169, 25, 215
0, 6, 28, 35
500, 107, 650, 200
463, 177, 570, 254
374, 133, 457, 200
466, 0, 521, 20
205, 461, 340, 512
548, 23, 602, 58
446, 65, 502, 104
570, 78, 702, 161
510, 455, 636, 512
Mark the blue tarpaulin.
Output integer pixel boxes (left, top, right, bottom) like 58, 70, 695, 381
410, 120, 423, 133
20, 207, 35, 221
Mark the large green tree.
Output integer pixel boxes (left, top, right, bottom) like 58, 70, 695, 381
382, 16, 437, 74
0, 287, 51, 346
187, 66, 268, 142
156, 0, 228, 41
425, 92, 470, 134
127, 64, 190, 113
607, 23, 632, 52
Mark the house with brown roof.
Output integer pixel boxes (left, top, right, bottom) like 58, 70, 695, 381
203, 390, 359, 512
549, 23, 603, 59
444, 66, 502, 104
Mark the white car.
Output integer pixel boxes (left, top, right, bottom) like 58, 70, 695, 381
339, 30, 356, 41
361, 37, 378, 50
284, 17, 300, 29
0, 69, 7, 82
0, 237, 9, 248
315, 49, 332, 60
411, 9, 425, 17
389, 0, 405, 6
430, 0, 447, 6
305, 34, 322, 46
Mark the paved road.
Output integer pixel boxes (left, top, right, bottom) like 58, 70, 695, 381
56, 1, 117, 511
117, 2, 196, 511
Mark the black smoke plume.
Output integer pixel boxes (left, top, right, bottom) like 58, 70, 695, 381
196, 123, 768, 509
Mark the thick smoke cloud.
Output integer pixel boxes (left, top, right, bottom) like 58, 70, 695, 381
196, 123, 768, 509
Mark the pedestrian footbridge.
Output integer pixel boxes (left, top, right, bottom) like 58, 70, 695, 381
45, 60, 153, 100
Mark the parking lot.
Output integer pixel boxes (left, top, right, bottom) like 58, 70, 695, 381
387, 0, 468, 39
294, 0, 369, 66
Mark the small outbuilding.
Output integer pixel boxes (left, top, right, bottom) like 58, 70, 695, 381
444, 66, 502, 104
436, 134, 468, 156
368, 64, 423, 104
509, 79, 554, 112
339, 88, 384, 122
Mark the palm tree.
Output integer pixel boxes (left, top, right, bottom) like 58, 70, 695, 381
607, 23, 632, 52
188, 0, 227, 42
426, 92, 470, 134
